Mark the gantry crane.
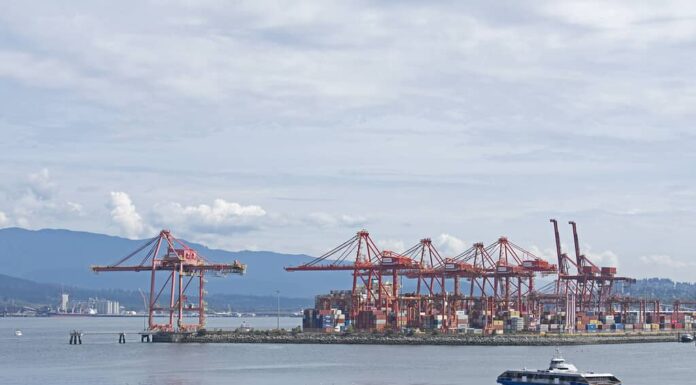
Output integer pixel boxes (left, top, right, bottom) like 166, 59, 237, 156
286, 230, 426, 329
550, 219, 634, 314
451, 237, 556, 314
285, 230, 383, 321
400, 238, 448, 328
91, 229, 246, 332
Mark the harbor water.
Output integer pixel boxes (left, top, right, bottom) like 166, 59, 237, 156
1, 317, 692, 385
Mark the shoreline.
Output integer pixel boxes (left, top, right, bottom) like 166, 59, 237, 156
152, 331, 684, 346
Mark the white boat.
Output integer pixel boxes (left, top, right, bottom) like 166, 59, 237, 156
14, 329, 22, 336
497, 352, 621, 385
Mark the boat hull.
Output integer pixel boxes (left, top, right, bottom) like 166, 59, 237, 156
499, 381, 588, 385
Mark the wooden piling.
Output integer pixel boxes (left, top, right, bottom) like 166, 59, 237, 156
69, 330, 82, 345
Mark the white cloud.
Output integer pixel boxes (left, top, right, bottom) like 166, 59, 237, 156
180, 198, 266, 220
0, 1, 694, 276
306, 212, 367, 228
0, 211, 8, 227
378, 239, 405, 253
66, 201, 83, 213
4, 169, 84, 228
585, 249, 620, 269
109, 191, 146, 238
436, 233, 467, 256
26, 168, 55, 199
527, 245, 560, 264
0, 51, 88, 90
528, 244, 620, 271
540, 1, 696, 40
153, 198, 266, 233
640, 255, 696, 268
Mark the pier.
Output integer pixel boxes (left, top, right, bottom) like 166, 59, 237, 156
68, 330, 157, 344
145, 330, 684, 346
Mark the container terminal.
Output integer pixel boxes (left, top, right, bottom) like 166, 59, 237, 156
88, 220, 696, 344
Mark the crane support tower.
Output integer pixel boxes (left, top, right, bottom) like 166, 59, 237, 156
549, 219, 635, 314
91, 229, 246, 332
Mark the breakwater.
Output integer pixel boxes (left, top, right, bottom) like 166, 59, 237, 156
152, 331, 683, 346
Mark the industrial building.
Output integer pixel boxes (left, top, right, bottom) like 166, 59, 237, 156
56, 294, 121, 315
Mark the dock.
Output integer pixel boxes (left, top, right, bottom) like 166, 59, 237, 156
146, 330, 685, 346
68, 330, 158, 344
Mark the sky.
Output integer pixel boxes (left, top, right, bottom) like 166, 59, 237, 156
1, 1, 695, 281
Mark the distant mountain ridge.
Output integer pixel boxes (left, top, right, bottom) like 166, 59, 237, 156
0, 227, 346, 297
0, 273, 312, 312
616, 278, 696, 301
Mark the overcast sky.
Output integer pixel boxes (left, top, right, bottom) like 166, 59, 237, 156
1, 1, 695, 281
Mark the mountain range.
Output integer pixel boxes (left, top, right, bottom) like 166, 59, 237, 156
0, 227, 347, 298
3, 228, 695, 311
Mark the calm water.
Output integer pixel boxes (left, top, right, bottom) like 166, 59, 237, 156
0, 317, 693, 385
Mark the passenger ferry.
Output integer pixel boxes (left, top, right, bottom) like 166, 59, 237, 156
497, 353, 621, 385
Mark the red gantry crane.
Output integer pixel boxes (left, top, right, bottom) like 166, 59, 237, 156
91, 230, 246, 332
452, 238, 556, 312
402, 238, 446, 297
399, 238, 448, 328
286, 230, 423, 329
285, 230, 383, 321
488, 236, 557, 313
550, 219, 634, 314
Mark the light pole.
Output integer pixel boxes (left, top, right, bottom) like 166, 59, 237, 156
275, 290, 280, 330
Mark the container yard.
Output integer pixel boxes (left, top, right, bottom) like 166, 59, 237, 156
287, 220, 696, 337
88, 221, 696, 344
